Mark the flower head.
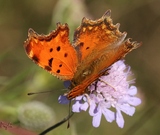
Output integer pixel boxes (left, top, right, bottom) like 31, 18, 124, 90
59, 60, 141, 128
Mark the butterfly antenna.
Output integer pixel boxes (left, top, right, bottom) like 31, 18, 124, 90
28, 90, 54, 95
28, 88, 68, 96
39, 112, 74, 135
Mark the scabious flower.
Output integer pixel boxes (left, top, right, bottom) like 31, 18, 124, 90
58, 60, 141, 128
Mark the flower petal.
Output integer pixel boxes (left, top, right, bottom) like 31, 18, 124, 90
128, 86, 137, 95
92, 110, 102, 128
58, 95, 69, 104
80, 102, 89, 111
63, 81, 71, 88
102, 108, 115, 122
116, 109, 124, 128
89, 103, 97, 116
72, 101, 82, 112
119, 104, 135, 116
128, 97, 141, 106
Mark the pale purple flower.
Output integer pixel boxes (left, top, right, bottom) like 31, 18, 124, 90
58, 60, 141, 128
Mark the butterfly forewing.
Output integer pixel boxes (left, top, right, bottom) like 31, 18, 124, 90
24, 24, 78, 80
67, 10, 141, 99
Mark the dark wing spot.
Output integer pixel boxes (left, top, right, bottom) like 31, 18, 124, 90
49, 48, 53, 52
59, 64, 62, 67
86, 47, 89, 50
64, 53, 68, 57
56, 69, 60, 73
32, 55, 39, 63
45, 66, 52, 71
48, 58, 53, 67
25, 44, 31, 54
57, 46, 61, 51
79, 42, 84, 46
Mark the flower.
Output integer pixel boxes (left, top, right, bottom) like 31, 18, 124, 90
58, 60, 141, 128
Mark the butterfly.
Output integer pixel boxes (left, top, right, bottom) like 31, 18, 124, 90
24, 10, 141, 99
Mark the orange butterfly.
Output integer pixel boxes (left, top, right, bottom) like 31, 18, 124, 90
24, 10, 141, 99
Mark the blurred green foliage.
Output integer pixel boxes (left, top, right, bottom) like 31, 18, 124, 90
0, 0, 160, 134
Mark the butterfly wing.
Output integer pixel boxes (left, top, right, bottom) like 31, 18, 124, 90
24, 23, 78, 80
72, 10, 140, 83
68, 10, 141, 99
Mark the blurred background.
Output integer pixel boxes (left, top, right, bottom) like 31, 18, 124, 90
0, 0, 160, 134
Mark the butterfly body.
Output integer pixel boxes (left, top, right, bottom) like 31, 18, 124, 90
24, 10, 141, 100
